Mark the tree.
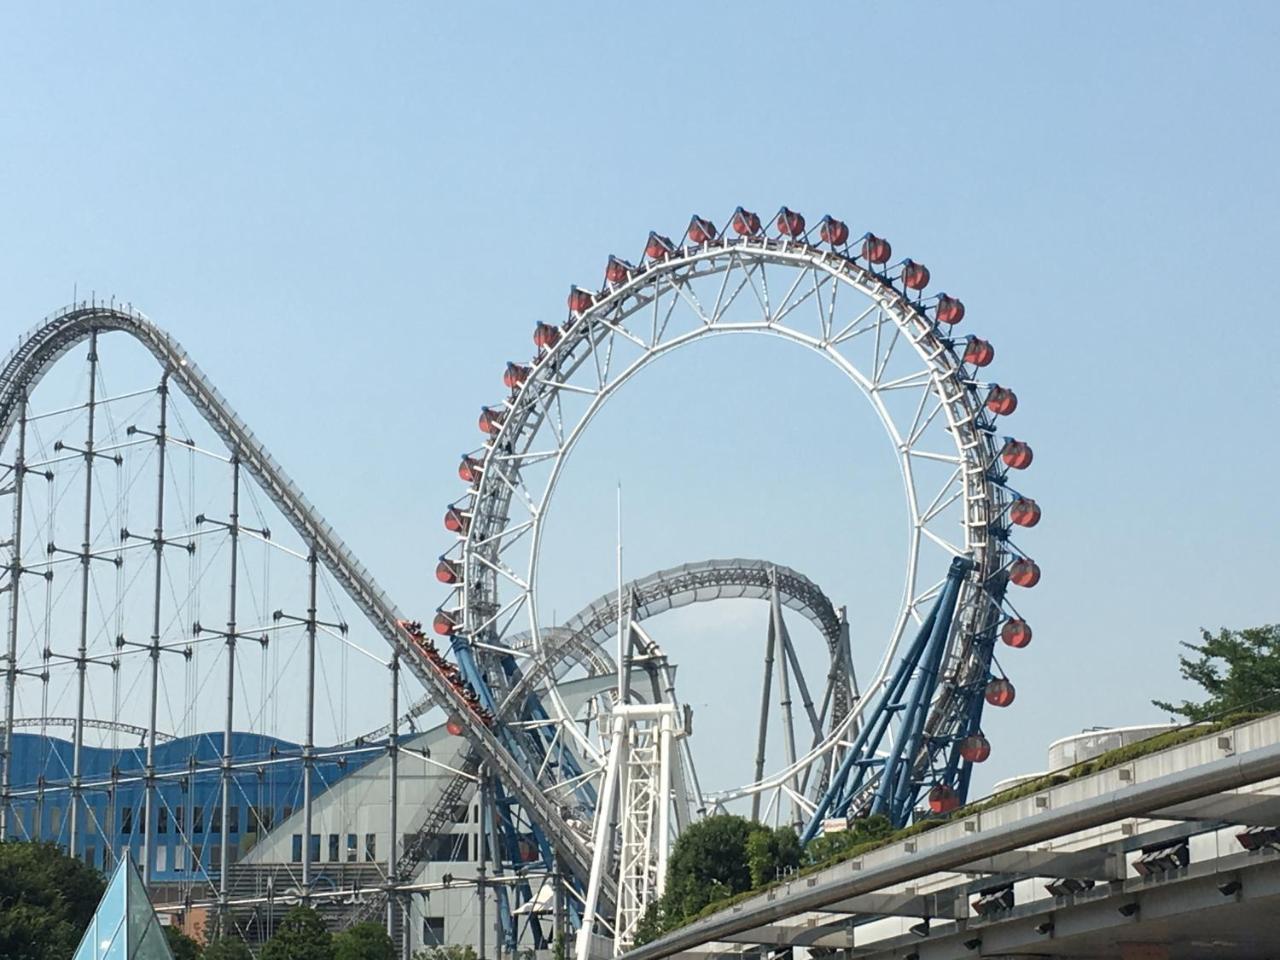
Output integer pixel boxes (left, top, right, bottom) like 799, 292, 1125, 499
412, 946, 477, 960
0, 839, 106, 960
661, 814, 757, 922
203, 938, 255, 960
261, 905, 333, 960
165, 925, 203, 960
803, 815, 895, 865
745, 825, 802, 887
1153, 625, 1280, 722
333, 922, 396, 960
636, 814, 794, 944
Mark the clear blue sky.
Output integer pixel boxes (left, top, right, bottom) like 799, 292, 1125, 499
2, 3, 1278, 796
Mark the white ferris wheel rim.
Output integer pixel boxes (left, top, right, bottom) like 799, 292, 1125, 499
450, 231, 1010, 804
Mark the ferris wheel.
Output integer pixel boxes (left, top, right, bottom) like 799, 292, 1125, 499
434, 206, 1040, 837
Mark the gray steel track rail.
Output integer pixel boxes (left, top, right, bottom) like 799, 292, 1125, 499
364, 557, 846, 748
0, 304, 599, 888
500, 558, 846, 721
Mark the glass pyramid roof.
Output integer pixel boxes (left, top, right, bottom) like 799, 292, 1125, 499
71, 855, 176, 960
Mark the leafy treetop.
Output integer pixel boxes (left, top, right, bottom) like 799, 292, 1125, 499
0, 839, 106, 960
1153, 625, 1280, 722
334, 921, 397, 960
261, 905, 334, 960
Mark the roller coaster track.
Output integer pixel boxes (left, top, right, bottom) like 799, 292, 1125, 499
498, 558, 849, 723
367, 557, 849, 738
342, 557, 850, 932
0, 304, 601, 891
0, 716, 176, 744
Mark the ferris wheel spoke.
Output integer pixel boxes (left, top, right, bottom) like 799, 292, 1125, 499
527, 384, 564, 449
770, 264, 816, 325
917, 466, 964, 521
826, 302, 880, 347
650, 277, 676, 346
815, 267, 837, 342
921, 487, 965, 527
489, 464, 540, 519
756, 258, 773, 320
585, 327, 609, 393
874, 368, 934, 393
732, 257, 770, 323
668, 276, 712, 326
919, 524, 965, 558
493, 449, 558, 471
474, 516, 535, 551
708, 252, 738, 323
710, 254, 758, 326
906, 394, 946, 449
907, 449, 964, 466
473, 550, 531, 592
539, 375, 600, 400
594, 316, 649, 352
873, 324, 903, 385
470, 590, 528, 640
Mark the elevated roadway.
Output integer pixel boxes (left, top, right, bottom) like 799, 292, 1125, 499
623, 714, 1280, 960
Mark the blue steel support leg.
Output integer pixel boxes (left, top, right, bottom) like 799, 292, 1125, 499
799, 604, 939, 844
882, 559, 971, 822
454, 640, 583, 950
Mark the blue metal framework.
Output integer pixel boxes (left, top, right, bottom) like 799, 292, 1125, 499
802, 558, 975, 840
451, 637, 588, 951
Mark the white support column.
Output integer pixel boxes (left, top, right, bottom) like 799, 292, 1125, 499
575, 718, 624, 960
1, 393, 27, 840
655, 711, 673, 895
70, 331, 101, 858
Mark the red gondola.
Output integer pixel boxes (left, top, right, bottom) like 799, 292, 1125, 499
646, 232, 675, 261
533, 322, 561, 350
687, 216, 717, 244
776, 207, 806, 237
1009, 558, 1041, 588
458, 456, 482, 484
963, 337, 995, 367
504, 363, 530, 390
1009, 498, 1041, 528
568, 287, 595, 315
1001, 618, 1032, 648
436, 558, 461, 585
819, 216, 849, 246
1001, 439, 1033, 470
936, 294, 966, 325
444, 507, 469, 535
959, 734, 991, 764
986, 386, 1018, 416
862, 234, 892, 264
433, 611, 458, 637
928, 783, 960, 814
902, 260, 931, 291
605, 256, 634, 285
478, 407, 504, 436
985, 677, 1016, 707
731, 207, 762, 237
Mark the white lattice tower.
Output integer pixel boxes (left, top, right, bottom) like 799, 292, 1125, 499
613, 703, 678, 951
576, 702, 681, 960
